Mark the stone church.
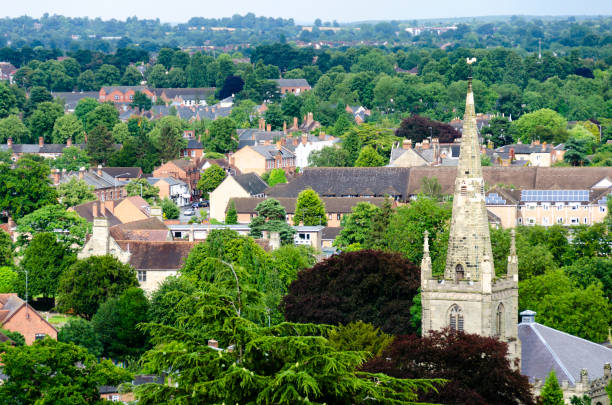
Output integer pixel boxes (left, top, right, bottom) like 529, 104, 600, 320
421, 77, 612, 404
420, 77, 520, 362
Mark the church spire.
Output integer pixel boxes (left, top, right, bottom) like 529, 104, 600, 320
444, 76, 493, 282
507, 229, 518, 281
421, 230, 432, 282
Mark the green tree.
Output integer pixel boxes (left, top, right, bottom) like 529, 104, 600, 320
26, 101, 64, 142
0, 230, 13, 267
267, 168, 287, 187
308, 146, 350, 167
0, 266, 17, 293
511, 108, 567, 143
92, 287, 149, 360
342, 127, 363, 166
0, 82, 17, 118
112, 122, 130, 143
564, 136, 591, 166
51, 114, 84, 144
18, 233, 76, 299
161, 197, 180, 219
293, 188, 327, 226
0, 339, 132, 404
327, 321, 394, 357
563, 257, 612, 302
56, 178, 95, 208
334, 202, 381, 250
74, 98, 99, 122
225, 201, 238, 224
17, 204, 90, 247
332, 112, 353, 137
0, 156, 57, 219
367, 196, 394, 250
155, 124, 186, 162
56, 255, 139, 320
86, 125, 114, 165
121, 66, 143, 86
148, 276, 197, 327
51, 146, 91, 172
130, 91, 152, 112
84, 103, 119, 133
126, 179, 159, 202
146, 64, 168, 88
136, 287, 441, 404
354, 145, 386, 167
197, 164, 227, 199
263, 104, 284, 130
0, 115, 30, 143
1, 329, 24, 346
57, 318, 103, 357
95, 64, 120, 86
481, 116, 513, 148
207, 117, 237, 153
540, 371, 564, 405
76, 70, 98, 91
249, 199, 295, 244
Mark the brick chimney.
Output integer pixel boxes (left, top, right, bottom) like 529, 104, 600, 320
276, 140, 282, 150
307, 112, 314, 124
7, 138, 12, 148
283, 121, 287, 134
79, 166, 85, 179
258, 118, 265, 131
266, 124, 271, 132
319, 131, 326, 140
509, 148, 516, 161
97, 164, 102, 176
66, 138, 72, 147
542, 141, 547, 152
301, 134, 308, 145
207, 339, 218, 349
421, 139, 430, 149
402, 139, 412, 150
532, 139, 540, 146
293, 116, 298, 129
38, 137, 44, 148
52, 169, 60, 185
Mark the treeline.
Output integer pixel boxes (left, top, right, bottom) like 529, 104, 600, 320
1, 14, 612, 52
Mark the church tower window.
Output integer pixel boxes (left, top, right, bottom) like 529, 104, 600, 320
455, 264, 465, 281
449, 305, 464, 331
495, 303, 505, 337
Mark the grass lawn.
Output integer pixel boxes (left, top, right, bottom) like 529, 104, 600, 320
46, 313, 77, 327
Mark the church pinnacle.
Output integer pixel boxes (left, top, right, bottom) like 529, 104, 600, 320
443, 77, 493, 282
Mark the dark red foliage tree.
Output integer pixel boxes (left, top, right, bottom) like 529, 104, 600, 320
395, 115, 461, 144
282, 250, 420, 334
362, 329, 535, 405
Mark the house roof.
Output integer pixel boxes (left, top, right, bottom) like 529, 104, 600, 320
52, 91, 99, 109
322, 226, 342, 240
115, 241, 195, 270
109, 217, 169, 241
147, 177, 187, 187
266, 167, 412, 199
233, 173, 268, 196
72, 201, 122, 226
59, 168, 127, 190
519, 319, 612, 384
227, 197, 387, 214
249, 145, 295, 159
100, 167, 142, 179
186, 139, 204, 149
101, 85, 148, 93
273, 78, 311, 88
156, 87, 215, 99
169, 159, 194, 170
1, 143, 86, 154
0, 294, 57, 332
496, 143, 556, 154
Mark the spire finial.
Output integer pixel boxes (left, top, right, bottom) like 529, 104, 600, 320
423, 230, 430, 253
510, 229, 516, 256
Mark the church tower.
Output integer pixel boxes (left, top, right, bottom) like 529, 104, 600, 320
421, 77, 520, 362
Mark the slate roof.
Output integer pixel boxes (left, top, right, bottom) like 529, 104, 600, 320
100, 167, 142, 179
155, 87, 215, 99
250, 145, 295, 159
52, 91, 99, 110
186, 139, 203, 149
266, 167, 412, 199
496, 143, 556, 154
273, 78, 311, 88
101, 85, 148, 93
147, 177, 187, 187
0, 143, 86, 154
115, 241, 195, 270
233, 173, 268, 196
267, 167, 612, 201
228, 197, 387, 214
322, 226, 342, 240
59, 169, 128, 190
72, 201, 122, 226
519, 319, 612, 384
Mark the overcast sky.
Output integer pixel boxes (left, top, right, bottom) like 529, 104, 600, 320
3, 0, 611, 23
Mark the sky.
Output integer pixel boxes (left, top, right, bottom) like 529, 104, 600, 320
3, 0, 612, 24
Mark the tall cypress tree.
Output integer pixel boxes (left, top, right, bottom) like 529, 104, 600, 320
540, 371, 564, 405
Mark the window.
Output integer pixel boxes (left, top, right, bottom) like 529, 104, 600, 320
571, 204, 579, 211
542, 217, 549, 225
460, 185, 467, 196
542, 204, 549, 211
584, 217, 588, 224
527, 217, 536, 225
570, 217, 579, 224
455, 264, 465, 281
600, 206, 606, 213
137, 270, 147, 282
191, 150, 195, 157
114, 95, 119, 100
495, 303, 505, 337
35, 333, 46, 341
556, 203, 564, 210
111, 395, 120, 402
557, 217, 563, 224
337, 214, 341, 220
449, 305, 464, 332
518, 217, 523, 224
527, 204, 536, 210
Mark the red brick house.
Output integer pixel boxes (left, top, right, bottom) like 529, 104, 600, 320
0, 294, 57, 345
272, 79, 311, 95
99, 86, 155, 103
153, 159, 200, 198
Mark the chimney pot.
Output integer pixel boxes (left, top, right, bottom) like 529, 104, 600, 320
7, 138, 12, 148
207, 339, 218, 349
97, 164, 102, 176
266, 124, 271, 132
66, 138, 72, 147
293, 116, 298, 128
283, 121, 287, 134
38, 136, 44, 147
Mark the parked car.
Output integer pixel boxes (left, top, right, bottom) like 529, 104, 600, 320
191, 202, 199, 209
183, 209, 195, 216
192, 201, 209, 208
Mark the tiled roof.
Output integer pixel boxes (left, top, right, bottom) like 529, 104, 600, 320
109, 217, 169, 241
249, 145, 295, 159
115, 241, 195, 270
496, 143, 556, 154
101, 85, 148, 93
157, 87, 215, 99
519, 320, 612, 384
233, 173, 268, 196
0, 294, 25, 324
72, 201, 122, 226
322, 226, 342, 240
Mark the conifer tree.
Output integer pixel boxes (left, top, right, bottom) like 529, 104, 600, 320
225, 201, 238, 224
540, 371, 564, 405
293, 188, 327, 226
367, 196, 394, 249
